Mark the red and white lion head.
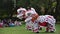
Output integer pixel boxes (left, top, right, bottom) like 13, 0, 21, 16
17, 8, 26, 19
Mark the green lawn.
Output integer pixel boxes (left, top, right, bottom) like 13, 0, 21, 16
0, 24, 60, 34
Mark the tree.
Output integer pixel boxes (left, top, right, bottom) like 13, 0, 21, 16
0, 0, 14, 17
17, 0, 30, 8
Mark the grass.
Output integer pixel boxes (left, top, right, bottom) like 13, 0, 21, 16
0, 24, 60, 34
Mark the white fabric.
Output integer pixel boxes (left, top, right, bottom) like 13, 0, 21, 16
25, 11, 33, 17
37, 15, 56, 26
17, 8, 26, 13
37, 15, 45, 23
17, 14, 23, 17
31, 8, 37, 14
37, 15, 56, 32
25, 18, 33, 30
44, 15, 56, 25
25, 8, 39, 32
17, 14, 23, 19
17, 7, 26, 19
25, 8, 37, 17
25, 17, 32, 22
32, 22, 39, 32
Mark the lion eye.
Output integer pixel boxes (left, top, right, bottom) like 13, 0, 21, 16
19, 10, 22, 12
27, 13, 32, 16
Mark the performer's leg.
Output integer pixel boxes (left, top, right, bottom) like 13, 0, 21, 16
32, 23, 39, 33
49, 24, 55, 33
26, 21, 32, 30
45, 23, 49, 32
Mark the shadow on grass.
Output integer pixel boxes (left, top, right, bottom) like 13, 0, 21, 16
32, 32, 55, 34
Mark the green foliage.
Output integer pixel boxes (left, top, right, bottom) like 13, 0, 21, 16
17, 0, 30, 7
52, 2, 57, 7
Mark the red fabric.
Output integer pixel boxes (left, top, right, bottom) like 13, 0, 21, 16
27, 26, 31, 28
0, 24, 3, 28
33, 29, 39, 32
46, 27, 49, 31
39, 22, 47, 26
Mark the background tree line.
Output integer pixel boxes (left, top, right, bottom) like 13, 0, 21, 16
0, 0, 60, 21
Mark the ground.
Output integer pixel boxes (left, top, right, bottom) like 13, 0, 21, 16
0, 24, 60, 34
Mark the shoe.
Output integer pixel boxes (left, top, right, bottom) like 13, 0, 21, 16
50, 31, 54, 33
39, 28, 42, 30
28, 29, 31, 30
36, 32, 39, 33
45, 31, 49, 32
